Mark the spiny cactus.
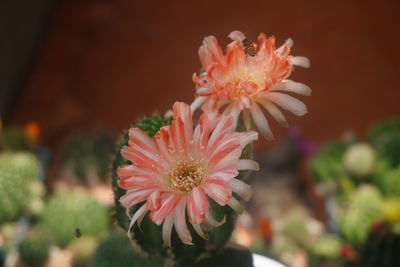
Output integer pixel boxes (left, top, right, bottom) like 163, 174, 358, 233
41, 191, 109, 248
89, 231, 163, 267
112, 114, 242, 264
309, 141, 346, 183
339, 185, 383, 247
342, 143, 376, 178
359, 224, 400, 267
18, 226, 53, 267
368, 118, 400, 167
0, 152, 40, 222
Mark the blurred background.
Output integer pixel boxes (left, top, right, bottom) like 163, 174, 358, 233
1, 0, 400, 266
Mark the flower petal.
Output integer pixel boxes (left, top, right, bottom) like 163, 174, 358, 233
193, 224, 208, 240
127, 204, 147, 240
227, 197, 243, 214
205, 210, 226, 228
238, 131, 258, 148
162, 213, 174, 247
250, 102, 274, 140
229, 178, 253, 201
204, 183, 232, 206
266, 92, 308, 116
290, 56, 310, 68
269, 80, 311, 96
147, 190, 161, 211
128, 128, 157, 153
120, 188, 154, 207
207, 168, 238, 184
235, 159, 260, 171
187, 187, 209, 224
257, 98, 288, 127
150, 194, 181, 225
191, 96, 206, 113
174, 197, 193, 245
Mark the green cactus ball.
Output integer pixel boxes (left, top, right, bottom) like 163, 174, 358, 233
343, 143, 376, 177
18, 227, 53, 267
0, 152, 40, 222
42, 191, 109, 248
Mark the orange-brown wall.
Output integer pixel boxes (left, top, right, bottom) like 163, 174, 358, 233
10, 0, 400, 150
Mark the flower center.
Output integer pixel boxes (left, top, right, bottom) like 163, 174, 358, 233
167, 158, 205, 192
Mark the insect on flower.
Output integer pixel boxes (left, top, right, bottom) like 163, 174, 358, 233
192, 30, 311, 140
117, 102, 259, 246
242, 38, 256, 57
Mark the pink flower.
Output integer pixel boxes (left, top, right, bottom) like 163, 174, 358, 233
118, 102, 258, 246
192, 30, 311, 139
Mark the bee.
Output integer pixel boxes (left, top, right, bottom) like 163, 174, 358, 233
75, 228, 82, 238
242, 38, 256, 57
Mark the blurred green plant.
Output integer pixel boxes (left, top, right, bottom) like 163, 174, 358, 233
0, 152, 40, 223
70, 236, 99, 267
368, 118, 400, 167
41, 191, 109, 248
0, 126, 29, 151
309, 142, 346, 183
63, 130, 115, 185
310, 234, 342, 259
18, 226, 53, 267
342, 143, 376, 178
339, 185, 383, 247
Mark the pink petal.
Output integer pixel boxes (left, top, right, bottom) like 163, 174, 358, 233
238, 131, 258, 148
266, 92, 308, 116
127, 204, 147, 240
257, 98, 288, 128
118, 176, 155, 189
269, 80, 311, 96
290, 56, 310, 68
190, 96, 206, 113
146, 190, 161, 211
194, 111, 220, 152
207, 115, 235, 152
207, 168, 238, 184
235, 159, 260, 171
208, 146, 241, 173
228, 178, 253, 201
128, 128, 157, 153
162, 213, 174, 247
169, 102, 194, 154
204, 183, 232, 206
174, 197, 193, 245
187, 187, 209, 224
199, 36, 224, 67
228, 30, 246, 42
154, 126, 173, 162
250, 102, 274, 140
120, 145, 162, 172
120, 188, 154, 207
117, 164, 154, 178
150, 194, 181, 225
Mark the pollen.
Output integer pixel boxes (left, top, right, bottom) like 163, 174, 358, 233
168, 158, 205, 192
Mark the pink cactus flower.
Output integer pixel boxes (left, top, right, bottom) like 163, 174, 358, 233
192, 30, 311, 139
117, 102, 258, 246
